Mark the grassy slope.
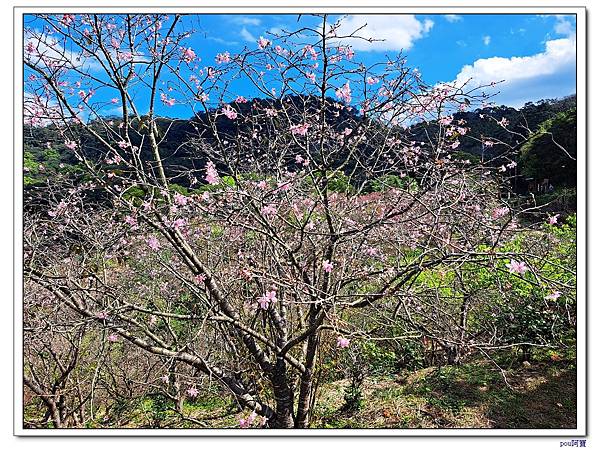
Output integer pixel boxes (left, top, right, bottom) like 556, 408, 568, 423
58, 356, 574, 429
312, 358, 576, 429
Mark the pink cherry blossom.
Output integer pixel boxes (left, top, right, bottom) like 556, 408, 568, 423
322, 260, 334, 273
366, 76, 379, 85
336, 336, 350, 348
147, 236, 161, 251
215, 52, 231, 64
290, 123, 310, 136
173, 192, 188, 206
261, 204, 278, 218
276, 181, 291, 192
303, 44, 318, 60
544, 291, 561, 301
265, 108, 278, 117
491, 206, 510, 220
64, 140, 78, 150
205, 160, 220, 185
439, 116, 453, 126
117, 51, 133, 62
171, 218, 187, 230
365, 247, 380, 257
257, 290, 277, 310
111, 98, 119, 104
194, 274, 206, 284
186, 386, 199, 398
234, 96, 248, 104
221, 105, 238, 120
60, 14, 75, 27
548, 214, 560, 225
305, 72, 316, 83
240, 268, 253, 280
181, 47, 196, 63
160, 93, 175, 107
96, 311, 109, 320
336, 81, 352, 104
107, 333, 119, 343
506, 260, 528, 275
124, 215, 137, 228
257, 36, 270, 49
48, 200, 68, 218
160, 375, 169, 383
248, 411, 257, 424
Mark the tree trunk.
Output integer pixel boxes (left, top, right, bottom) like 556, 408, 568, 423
295, 333, 318, 428
270, 357, 295, 428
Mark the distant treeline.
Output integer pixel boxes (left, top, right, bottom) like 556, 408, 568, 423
24, 94, 576, 197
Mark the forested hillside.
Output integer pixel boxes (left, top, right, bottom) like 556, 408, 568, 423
24, 95, 577, 194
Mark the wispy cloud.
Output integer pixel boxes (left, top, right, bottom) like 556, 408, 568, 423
25, 29, 101, 72
331, 15, 434, 52
207, 36, 239, 46
444, 14, 462, 23
229, 16, 262, 27
483, 35, 491, 46
240, 27, 257, 43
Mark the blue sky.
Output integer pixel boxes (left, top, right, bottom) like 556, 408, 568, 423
192, 13, 576, 107
24, 13, 577, 119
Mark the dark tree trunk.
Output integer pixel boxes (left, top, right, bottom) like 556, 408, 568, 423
270, 357, 295, 428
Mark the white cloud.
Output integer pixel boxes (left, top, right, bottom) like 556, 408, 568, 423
269, 26, 285, 35
229, 16, 262, 27
331, 15, 434, 52
24, 29, 101, 71
537, 14, 575, 37
449, 35, 576, 107
483, 35, 491, 46
554, 16, 574, 36
207, 36, 239, 46
444, 14, 462, 23
240, 27, 257, 43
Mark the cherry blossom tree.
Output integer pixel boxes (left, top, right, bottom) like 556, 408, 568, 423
23, 13, 575, 428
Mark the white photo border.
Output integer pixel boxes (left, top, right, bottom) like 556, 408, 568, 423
13, 3, 587, 437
